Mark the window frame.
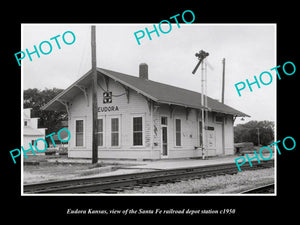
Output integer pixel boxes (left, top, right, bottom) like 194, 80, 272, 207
215, 114, 224, 124
175, 118, 182, 147
110, 117, 120, 147
110, 116, 120, 147
133, 116, 144, 146
161, 116, 168, 126
74, 118, 85, 147
131, 114, 145, 148
97, 116, 105, 147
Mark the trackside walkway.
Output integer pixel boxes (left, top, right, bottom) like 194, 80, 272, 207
23, 154, 275, 184
46, 153, 274, 170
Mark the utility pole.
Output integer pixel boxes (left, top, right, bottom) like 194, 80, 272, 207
221, 58, 225, 104
221, 58, 225, 155
91, 25, 98, 164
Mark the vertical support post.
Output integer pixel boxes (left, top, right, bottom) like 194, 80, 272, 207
257, 128, 260, 146
221, 58, 226, 155
204, 59, 208, 124
192, 50, 209, 159
204, 60, 208, 157
91, 25, 98, 164
201, 62, 206, 159
150, 101, 154, 159
221, 58, 225, 104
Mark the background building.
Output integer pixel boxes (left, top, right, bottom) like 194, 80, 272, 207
23, 108, 46, 152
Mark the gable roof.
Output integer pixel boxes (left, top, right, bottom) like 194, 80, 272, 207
41, 68, 250, 117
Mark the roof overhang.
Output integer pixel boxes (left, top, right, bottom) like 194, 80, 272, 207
41, 69, 93, 111
41, 67, 249, 118
41, 69, 209, 112
98, 68, 210, 111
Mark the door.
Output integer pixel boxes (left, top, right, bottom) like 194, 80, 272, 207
162, 126, 168, 157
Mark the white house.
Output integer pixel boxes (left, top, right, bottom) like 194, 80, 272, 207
23, 108, 46, 152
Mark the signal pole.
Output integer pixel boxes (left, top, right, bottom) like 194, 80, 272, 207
221, 58, 225, 155
221, 58, 225, 104
192, 50, 209, 159
91, 25, 98, 164
201, 61, 206, 159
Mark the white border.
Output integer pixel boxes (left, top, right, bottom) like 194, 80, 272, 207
21, 23, 277, 197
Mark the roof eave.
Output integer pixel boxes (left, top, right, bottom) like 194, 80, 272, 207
98, 68, 158, 102
156, 100, 210, 111
40, 67, 250, 118
41, 69, 93, 111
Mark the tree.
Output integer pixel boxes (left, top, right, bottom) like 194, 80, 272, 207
24, 88, 67, 135
234, 120, 274, 146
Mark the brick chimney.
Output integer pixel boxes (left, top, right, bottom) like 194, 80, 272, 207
139, 63, 148, 80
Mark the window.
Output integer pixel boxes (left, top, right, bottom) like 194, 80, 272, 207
133, 117, 143, 146
75, 120, 84, 146
111, 118, 119, 146
97, 119, 103, 146
215, 115, 223, 123
175, 119, 181, 146
24, 121, 28, 126
161, 116, 168, 125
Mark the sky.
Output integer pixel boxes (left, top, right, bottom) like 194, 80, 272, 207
22, 23, 276, 125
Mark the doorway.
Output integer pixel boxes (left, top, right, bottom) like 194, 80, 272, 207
161, 116, 168, 157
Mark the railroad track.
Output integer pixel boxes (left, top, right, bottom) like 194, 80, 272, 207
24, 160, 274, 194
240, 183, 275, 194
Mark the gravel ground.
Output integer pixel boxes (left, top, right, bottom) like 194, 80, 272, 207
23, 155, 137, 184
23, 164, 91, 184
23, 155, 274, 194
121, 168, 275, 194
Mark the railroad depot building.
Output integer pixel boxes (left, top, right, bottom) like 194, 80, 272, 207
42, 64, 249, 160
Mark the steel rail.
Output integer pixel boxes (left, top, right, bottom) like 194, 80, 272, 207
240, 182, 275, 194
24, 160, 274, 194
